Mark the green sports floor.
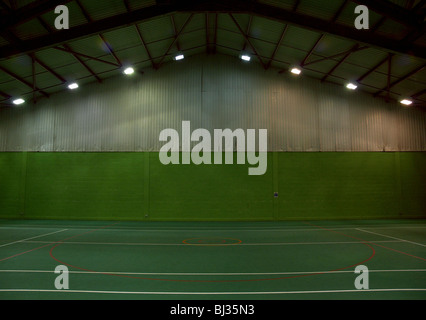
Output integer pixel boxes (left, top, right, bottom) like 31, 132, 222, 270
0, 219, 425, 300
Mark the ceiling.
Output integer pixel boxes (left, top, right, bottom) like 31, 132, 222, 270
0, 0, 425, 108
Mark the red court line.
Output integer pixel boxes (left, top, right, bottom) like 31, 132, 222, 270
49, 222, 376, 283
0, 222, 120, 263
0, 242, 60, 263
305, 222, 425, 262
369, 244, 425, 261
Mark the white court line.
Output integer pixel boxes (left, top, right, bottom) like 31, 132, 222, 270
0, 288, 425, 295
0, 269, 424, 276
356, 228, 426, 248
0, 229, 68, 248
0, 224, 425, 232
20, 240, 403, 246
9, 226, 424, 233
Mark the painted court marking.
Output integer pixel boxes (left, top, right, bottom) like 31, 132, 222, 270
0, 229, 68, 248
0, 288, 425, 296
20, 239, 403, 246
356, 228, 426, 247
0, 268, 424, 276
0, 223, 425, 233
45, 221, 378, 283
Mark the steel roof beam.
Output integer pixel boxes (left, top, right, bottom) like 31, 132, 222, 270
75, 0, 123, 67
0, 0, 73, 31
412, 88, 426, 99
374, 63, 426, 97
386, 53, 393, 102
356, 54, 390, 83
156, 13, 194, 68
53, 46, 120, 67
300, 35, 325, 68
331, 0, 349, 22
242, 15, 253, 52
370, 16, 387, 33
0, 89, 11, 99
170, 15, 182, 52
238, 0, 426, 59
0, 2, 181, 59
350, 0, 424, 29
31, 53, 37, 103
206, 13, 210, 53
281, 0, 354, 73
303, 45, 368, 67
122, 1, 157, 69
0, 65, 49, 98
292, 0, 301, 12
61, 44, 103, 83
213, 13, 218, 54
0, 23, 63, 89
32, 54, 67, 84
0, 0, 424, 60
229, 13, 267, 69
266, 24, 288, 70
36, 16, 104, 83
134, 24, 157, 69
321, 44, 359, 82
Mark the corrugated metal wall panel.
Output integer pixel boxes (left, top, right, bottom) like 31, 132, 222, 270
0, 108, 27, 151
22, 103, 55, 151
0, 54, 425, 152
275, 77, 320, 152
318, 88, 352, 152
398, 107, 426, 151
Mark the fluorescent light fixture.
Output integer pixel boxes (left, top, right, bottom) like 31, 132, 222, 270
290, 67, 302, 75
123, 67, 134, 75
174, 54, 184, 61
400, 99, 412, 106
346, 83, 357, 90
68, 82, 79, 90
12, 98, 25, 105
240, 54, 251, 62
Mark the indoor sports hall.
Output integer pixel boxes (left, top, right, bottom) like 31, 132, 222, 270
0, 0, 425, 301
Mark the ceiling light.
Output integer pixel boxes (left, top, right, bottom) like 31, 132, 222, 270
400, 99, 412, 106
123, 67, 134, 75
240, 54, 251, 62
12, 98, 25, 105
68, 82, 79, 90
174, 54, 184, 61
346, 83, 357, 90
290, 67, 302, 75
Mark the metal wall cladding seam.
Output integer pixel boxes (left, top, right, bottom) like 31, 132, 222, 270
318, 87, 351, 152
0, 107, 28, 151
0, 54, 425, 152
381, 104, 401, 152
348, 92, 388, 152
275, 76, 320, 152
398, 107, 426, 151
22, 102, 55, 151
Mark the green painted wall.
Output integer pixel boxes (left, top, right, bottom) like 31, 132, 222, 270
0, 152, 425, 221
